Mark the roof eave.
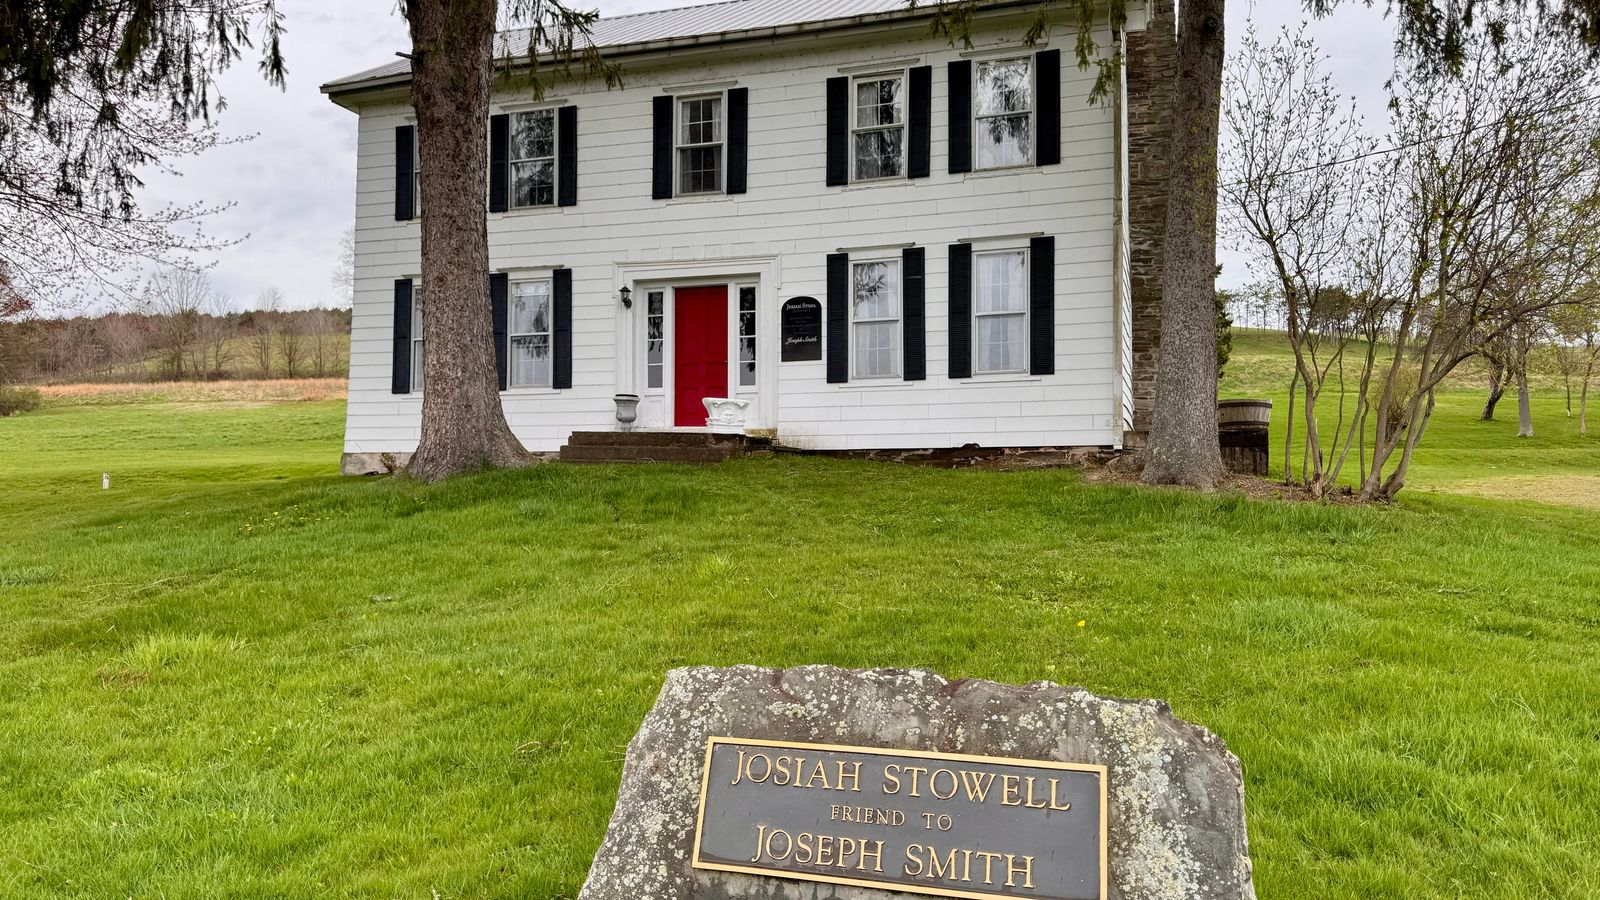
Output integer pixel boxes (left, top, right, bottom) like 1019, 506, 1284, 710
321, 0, 1044, 104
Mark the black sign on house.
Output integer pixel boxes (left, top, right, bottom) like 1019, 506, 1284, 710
781, 297, 824, 362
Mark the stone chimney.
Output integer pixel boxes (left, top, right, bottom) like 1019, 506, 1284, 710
1124, 0, 1176, 445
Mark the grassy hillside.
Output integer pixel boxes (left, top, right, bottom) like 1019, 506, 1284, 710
1222, 329, 1600, 506
1, 387, 1597, 898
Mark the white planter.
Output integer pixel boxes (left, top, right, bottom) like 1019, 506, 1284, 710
702, 398, 751, 435
613, 393, 640, 432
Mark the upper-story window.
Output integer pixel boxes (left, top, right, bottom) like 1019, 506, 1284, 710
973, 250, 1029, 374
851, 259, 901, 379
412, 127, 423, 214
852, 74, 904, 181
976, 58, 1033, 169
511, 109, 557, 208
510, 279, 553, 387
677, 95, 724, 195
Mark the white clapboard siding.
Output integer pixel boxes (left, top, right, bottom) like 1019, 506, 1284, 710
342, 7, 1143, 455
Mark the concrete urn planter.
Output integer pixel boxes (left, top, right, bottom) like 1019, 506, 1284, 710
613, 394, 640, 432
702, 398, 750, 435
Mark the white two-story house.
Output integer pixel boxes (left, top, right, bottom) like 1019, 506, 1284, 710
323, 0, 1174, 473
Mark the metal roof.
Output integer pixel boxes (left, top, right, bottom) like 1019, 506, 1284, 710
323, 0, 933, 94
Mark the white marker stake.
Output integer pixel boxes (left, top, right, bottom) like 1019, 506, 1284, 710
102, 472, 110, 490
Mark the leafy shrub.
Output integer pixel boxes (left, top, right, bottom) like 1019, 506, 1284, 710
1366, 366, 1421, 433
0, 385, 42, 416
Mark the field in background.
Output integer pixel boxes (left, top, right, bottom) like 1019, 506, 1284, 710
38, 378, 347, 407
1222, 330, 1600, 508
2, 356, 1598, 898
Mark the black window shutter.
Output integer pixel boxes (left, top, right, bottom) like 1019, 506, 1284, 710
490, 272, 509, 390
908, 66, 932, 179
395, 125, 415, 221
652, 96, 674, 200
553, 268, 573, 389
826, 253, 849, 383
948, 244, 972, 379
1030, 236, 1056, 375
489, 114, 510, 213
826, 76, 849, 187
903, 246, 926, 380
948, 61, 973, 174
557, 105, 579, 207
727, 88, 749, 195
392, 279, 413, 394
1036, 50, 1061, 167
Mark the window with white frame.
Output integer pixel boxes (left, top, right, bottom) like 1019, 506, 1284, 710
738, 285, 757, 387
509, 279, 553, 388
975, 58, 1033, 169
410, 287, 425, 392
510, 109, 557, 208
677, 95, 724, 195
412, 127, 423, 214
852, 74, 905, 181
646, 290, 665, 389
851, 259, 901, 379
973, 250, 1029, 374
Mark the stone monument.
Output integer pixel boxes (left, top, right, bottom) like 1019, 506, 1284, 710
578, 665, 1255, 900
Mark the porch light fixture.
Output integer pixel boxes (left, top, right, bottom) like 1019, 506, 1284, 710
619, 286, 633, 308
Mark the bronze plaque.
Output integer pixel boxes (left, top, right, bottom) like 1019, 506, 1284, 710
692, 738, 1106, 900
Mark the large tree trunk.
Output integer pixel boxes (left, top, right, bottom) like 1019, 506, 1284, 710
1142, 0, 1226, 488
1481, 359, 1504, 420
1516, 367, 1533, 437
404, 0, 530, 482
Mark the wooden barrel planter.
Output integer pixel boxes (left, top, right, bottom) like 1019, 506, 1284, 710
1217, 399, 1272, 476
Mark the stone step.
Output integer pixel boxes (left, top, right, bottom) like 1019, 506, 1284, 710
566, 430, 742, 448
558, 443, 736, 464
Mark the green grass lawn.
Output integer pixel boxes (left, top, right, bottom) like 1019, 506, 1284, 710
2, 389, 1599, 898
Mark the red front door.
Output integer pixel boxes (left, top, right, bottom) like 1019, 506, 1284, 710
673, 285, 729, 426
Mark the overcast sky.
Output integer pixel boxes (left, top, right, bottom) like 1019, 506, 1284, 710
140, 0, 1397, 309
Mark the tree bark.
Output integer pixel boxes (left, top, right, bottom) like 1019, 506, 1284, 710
1581, 369, 1590, 436
1516, 367, 1533, 437
1481, 360, 1504, 420
1142, 0, 1226, 489
404, 0, 530, 482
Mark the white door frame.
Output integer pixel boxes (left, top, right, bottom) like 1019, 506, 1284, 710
613, 255, 781, 431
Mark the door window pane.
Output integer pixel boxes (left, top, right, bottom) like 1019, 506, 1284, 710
647, 290, 665, 389
738, 286, 757, 387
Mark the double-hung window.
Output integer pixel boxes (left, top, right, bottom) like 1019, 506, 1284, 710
975, 58, 1034, 169
510, 109, 557, 208
410, 287, 426, 392
851, 259, 901, 379
973, 250, 1029, 373
509, 280, 553, 388
677, 95, 724, 195
852, 74, 905, 181
412, 127, 423, 213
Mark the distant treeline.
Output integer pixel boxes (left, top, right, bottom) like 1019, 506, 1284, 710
0, 307, 352, 385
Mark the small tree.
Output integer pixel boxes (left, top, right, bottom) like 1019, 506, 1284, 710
277, 307, 304, 378
249, 287, 283, 379
1552, 289, 1600, 435
144, 268, 218, 381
